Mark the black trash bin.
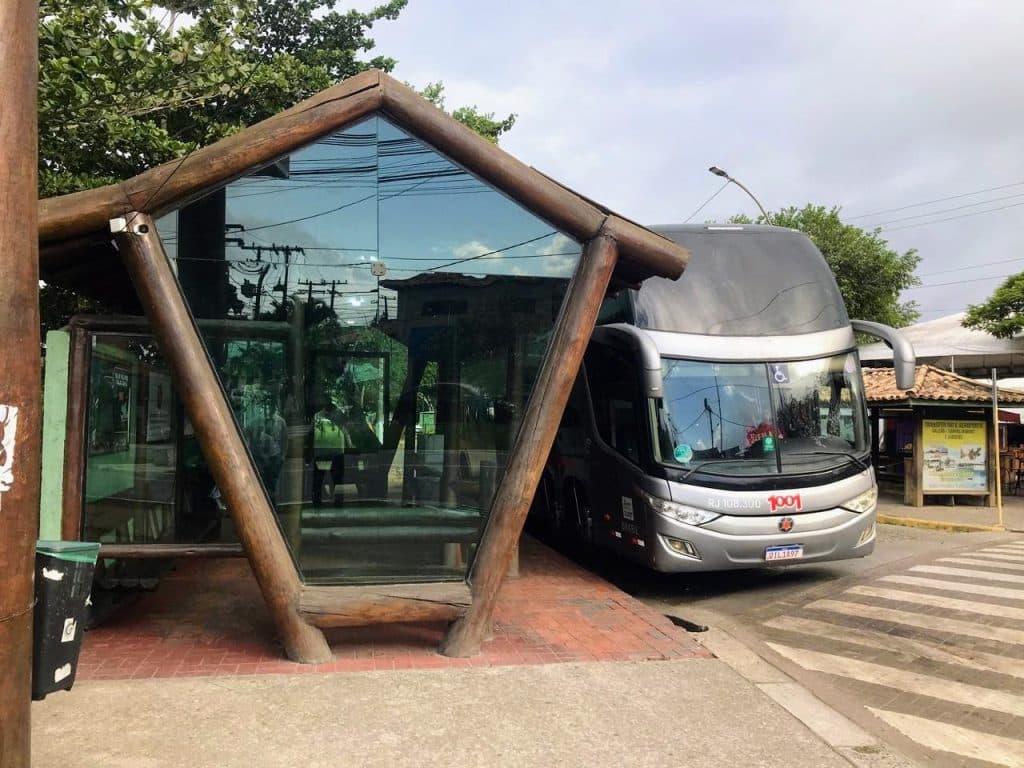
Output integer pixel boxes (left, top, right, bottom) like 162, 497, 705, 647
32, 540, 100, 701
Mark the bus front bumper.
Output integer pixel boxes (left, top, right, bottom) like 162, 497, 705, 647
649, 507, 877, 572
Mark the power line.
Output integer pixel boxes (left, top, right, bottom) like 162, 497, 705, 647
873, 191, 1024, 227
918, 255, 1024, 278
683, 181, 730, 224
845, 180, 1024, 221
906, 272, 1022, 290
879, 199, 1024, 233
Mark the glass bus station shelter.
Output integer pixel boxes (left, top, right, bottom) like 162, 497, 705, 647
36, 70, 689, 662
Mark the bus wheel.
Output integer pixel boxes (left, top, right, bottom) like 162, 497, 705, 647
565, 483, 593, 546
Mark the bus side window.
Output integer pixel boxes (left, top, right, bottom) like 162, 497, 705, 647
585, 345, 641, 464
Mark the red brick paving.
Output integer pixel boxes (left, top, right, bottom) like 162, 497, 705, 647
76, 536, 707, 680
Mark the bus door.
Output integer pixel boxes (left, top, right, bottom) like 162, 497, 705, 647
582, 343, 650, 559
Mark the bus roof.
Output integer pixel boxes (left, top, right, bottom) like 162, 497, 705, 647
631, 224, 849, 337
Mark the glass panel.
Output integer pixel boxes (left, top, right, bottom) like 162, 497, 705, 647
157, 114, 581, 584
772, 354, 868, 471
656, 359, 779, 476
655, 354, 868, 479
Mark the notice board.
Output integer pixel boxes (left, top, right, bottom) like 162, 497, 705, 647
921, 420, 987, 492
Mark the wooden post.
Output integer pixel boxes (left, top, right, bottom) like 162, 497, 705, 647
912, 415, 924, 508
440, 234, 619, 657
992, 369, 1004, 528
61, 322, 90, 540
112, 213, 331, 663
0, 1, 38, 764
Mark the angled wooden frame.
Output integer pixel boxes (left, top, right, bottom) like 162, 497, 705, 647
39, 70, 689, 661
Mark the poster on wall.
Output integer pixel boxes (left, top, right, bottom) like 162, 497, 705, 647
922, 420, 987, 492
88, 361, 131, 455
146, 372, 172, 443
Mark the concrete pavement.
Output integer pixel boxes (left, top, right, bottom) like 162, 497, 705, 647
877, 488, 1024, 532
32, 659, 864, 768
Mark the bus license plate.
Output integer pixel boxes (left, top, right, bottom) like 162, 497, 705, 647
765, 545, 803, 562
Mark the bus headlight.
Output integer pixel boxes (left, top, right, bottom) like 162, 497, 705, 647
841, 487, 878, 514
643, 492, 720, 526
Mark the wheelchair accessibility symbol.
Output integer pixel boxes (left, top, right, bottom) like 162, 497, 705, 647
770, 364, 790, 385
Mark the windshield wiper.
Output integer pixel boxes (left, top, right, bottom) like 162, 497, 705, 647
679, 458, 734, 480
786, 450, 868, 473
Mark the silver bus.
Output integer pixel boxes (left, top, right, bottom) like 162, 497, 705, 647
531, 224, 914, 572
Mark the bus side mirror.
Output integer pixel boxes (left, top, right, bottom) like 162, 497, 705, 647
851, 319, 916, 390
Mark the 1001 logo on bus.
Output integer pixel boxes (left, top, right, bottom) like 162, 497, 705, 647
768, 494, 802, 512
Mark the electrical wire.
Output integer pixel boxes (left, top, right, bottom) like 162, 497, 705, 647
683, 181, 731, 224
879, 200, 1024, 233
845, 180, 1024, 221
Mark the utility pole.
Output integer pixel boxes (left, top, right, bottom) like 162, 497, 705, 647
0, 2, 40, 766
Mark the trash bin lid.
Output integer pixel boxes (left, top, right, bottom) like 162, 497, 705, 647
36, 540, 101, 564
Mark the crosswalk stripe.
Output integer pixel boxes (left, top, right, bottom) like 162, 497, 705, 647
867, 708, 1024, 768
910, 564, 1024, 584
764, 613, 1024, 679
940, 556, 1024, 572
881, 574, 1024, 601
766, 642, 1024, 717
847, 583, 1024, 621
979, 547, 1024, 557
807, 598, 1024, 645
965, 552, 1024, 564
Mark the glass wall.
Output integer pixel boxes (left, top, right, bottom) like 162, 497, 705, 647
157, 115, 582, 584
82, 333, 237, 561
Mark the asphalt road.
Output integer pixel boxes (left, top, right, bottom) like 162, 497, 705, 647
546, 524, 1024, 768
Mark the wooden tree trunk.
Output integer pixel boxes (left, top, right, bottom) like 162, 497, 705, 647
113, 213, 331, 664
440, 233, 619, 657
0, 2, 39, 765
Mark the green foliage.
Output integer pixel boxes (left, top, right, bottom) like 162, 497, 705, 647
962, 273, 1024, 338
38, 0, 408, 198
731, 205, 921, 327
417, 81, 516, 144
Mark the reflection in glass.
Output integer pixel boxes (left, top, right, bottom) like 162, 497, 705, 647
656, 353, 867, 479
157, 115, 582, 584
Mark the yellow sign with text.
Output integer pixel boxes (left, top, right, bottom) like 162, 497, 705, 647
922, 420, 987, 492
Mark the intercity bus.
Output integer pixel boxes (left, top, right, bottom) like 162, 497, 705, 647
531, 224, 914, 571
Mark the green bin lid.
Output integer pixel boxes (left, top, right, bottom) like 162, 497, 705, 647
36, 540, 101, 564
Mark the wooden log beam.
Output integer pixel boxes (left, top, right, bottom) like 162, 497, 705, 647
299, 582, 471, 628
39, 71, 382, 245
112, 213, 331, 664
440, 233, 619, 657
98, 543, 246, 559
0, 2, 38, 763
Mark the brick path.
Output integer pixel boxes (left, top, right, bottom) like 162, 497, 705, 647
76, 536, 706, 680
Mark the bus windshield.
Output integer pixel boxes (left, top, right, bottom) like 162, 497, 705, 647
655, 353, 867, 477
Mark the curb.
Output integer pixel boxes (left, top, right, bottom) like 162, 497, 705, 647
877, 514, 1007, 533
686, 622, 917, 768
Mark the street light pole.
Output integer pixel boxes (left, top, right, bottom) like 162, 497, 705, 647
0, 1, 40, 766
708, 166, 772, 224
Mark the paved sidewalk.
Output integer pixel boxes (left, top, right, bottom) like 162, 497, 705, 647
77, 537, 705, 680
33, 660, 855, 768
877, 489, 1024, 532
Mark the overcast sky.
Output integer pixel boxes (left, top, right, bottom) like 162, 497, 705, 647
361, 0, 1024, 322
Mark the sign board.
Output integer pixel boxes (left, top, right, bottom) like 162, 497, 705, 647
921, 420, 987, 492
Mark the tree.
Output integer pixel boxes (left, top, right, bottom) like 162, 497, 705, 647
732, 205, 921, 326
962, 273, 1024, 338
418, 82, 516, 144
38, 1, 515, 334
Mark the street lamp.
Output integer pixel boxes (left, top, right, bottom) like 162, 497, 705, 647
708, 166, 772, 224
